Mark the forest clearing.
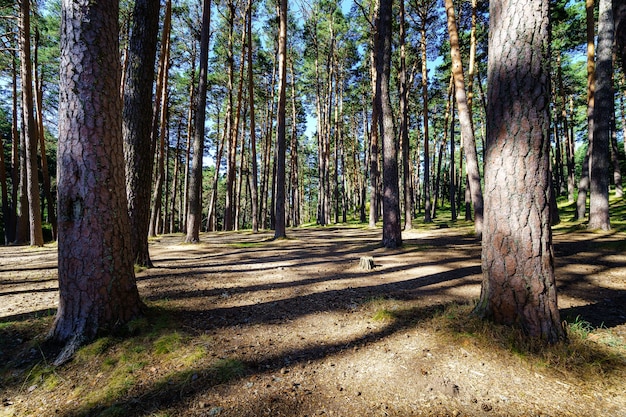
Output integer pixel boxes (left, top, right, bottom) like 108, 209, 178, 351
1, 213, 625, 417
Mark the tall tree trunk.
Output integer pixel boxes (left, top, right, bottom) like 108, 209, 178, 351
368, 5, 380, 228
577, 0, 596, 220
400, 0, 412, 231
247, 0, 259, 232
169, 126, 181, 233
52, 0, 143, 364
224, 1, 237, 231
589, 0, 613, 230
557, 53, 576, 203
34, 28, 57, 241
274, 0, 287, 239
420, 23, 432, 223
18, 0, 44, 247
476, 0, 564, 343
122, 0, 161, 267
289, 56, 300, 227
185, 0, 211, 243
445, 0, 484, 237
378, 0, 402, 248
5, 52, 20, 244
183, 46, 195, 232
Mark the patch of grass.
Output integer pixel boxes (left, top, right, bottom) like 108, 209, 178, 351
211, 358, 246, 383
24, 362, 60, 391
372, 309, 396, 322
567, 316, 595, 339
432, 303, 626, 381
76, 336, 115, 359
153, 332, 183, 355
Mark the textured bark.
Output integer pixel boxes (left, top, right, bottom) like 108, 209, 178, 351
18, 0, 44, 247
186, 0, 211, 243
589, 0, 612, 231
52, 0, 143, 364
377, 0, 402, 249
122, 0, 161, 266
274, 0, 287, 239
476, 0, 564, 343
444, 0, 484, 237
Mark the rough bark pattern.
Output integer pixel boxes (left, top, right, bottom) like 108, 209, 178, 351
122, 0, 161, 266
377, 0, 402, 249
477, 0, 564, 343
589, 0, 612, 230
52, 0, 143, 364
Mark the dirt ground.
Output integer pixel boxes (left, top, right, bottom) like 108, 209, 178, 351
1, 226, 625, 417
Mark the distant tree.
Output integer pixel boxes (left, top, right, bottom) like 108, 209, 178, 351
475, 0, 565, 343
122, 0, 161, 266
51, 0, 143, 364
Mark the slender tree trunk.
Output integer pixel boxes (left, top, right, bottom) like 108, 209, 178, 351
274, 0, 287, 238
185, 0, 211, 242
420, 24, 432, 223
368, 4, 380, 228
377, 0, 402, 248
577, 0, 596, 220
149, 21, 171, 238
224, 1, 237, 231
611, 112, 623, 197
18, 0, 44, 247
247, 0, 259, 232
589, 0, 613, 230
445, 0, 484, 237
400, 0, 412, 230
289, 56, 300, 227
169, 126, 181, 233
34, 28, 57, 241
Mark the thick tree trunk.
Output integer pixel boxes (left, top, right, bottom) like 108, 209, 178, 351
589, 0, 613, 230
377, 0, 402, 249
476, 0, 564, 343
445, 0, 484, 237
185, 0, 211, 243
52, 0, 143, 364
18, 0, 44, 247
122, 0, 161, 266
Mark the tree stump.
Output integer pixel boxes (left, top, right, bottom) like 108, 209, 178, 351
359, 256, 375, 270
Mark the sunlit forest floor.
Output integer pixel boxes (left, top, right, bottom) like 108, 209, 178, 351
1, 201, 625, 416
